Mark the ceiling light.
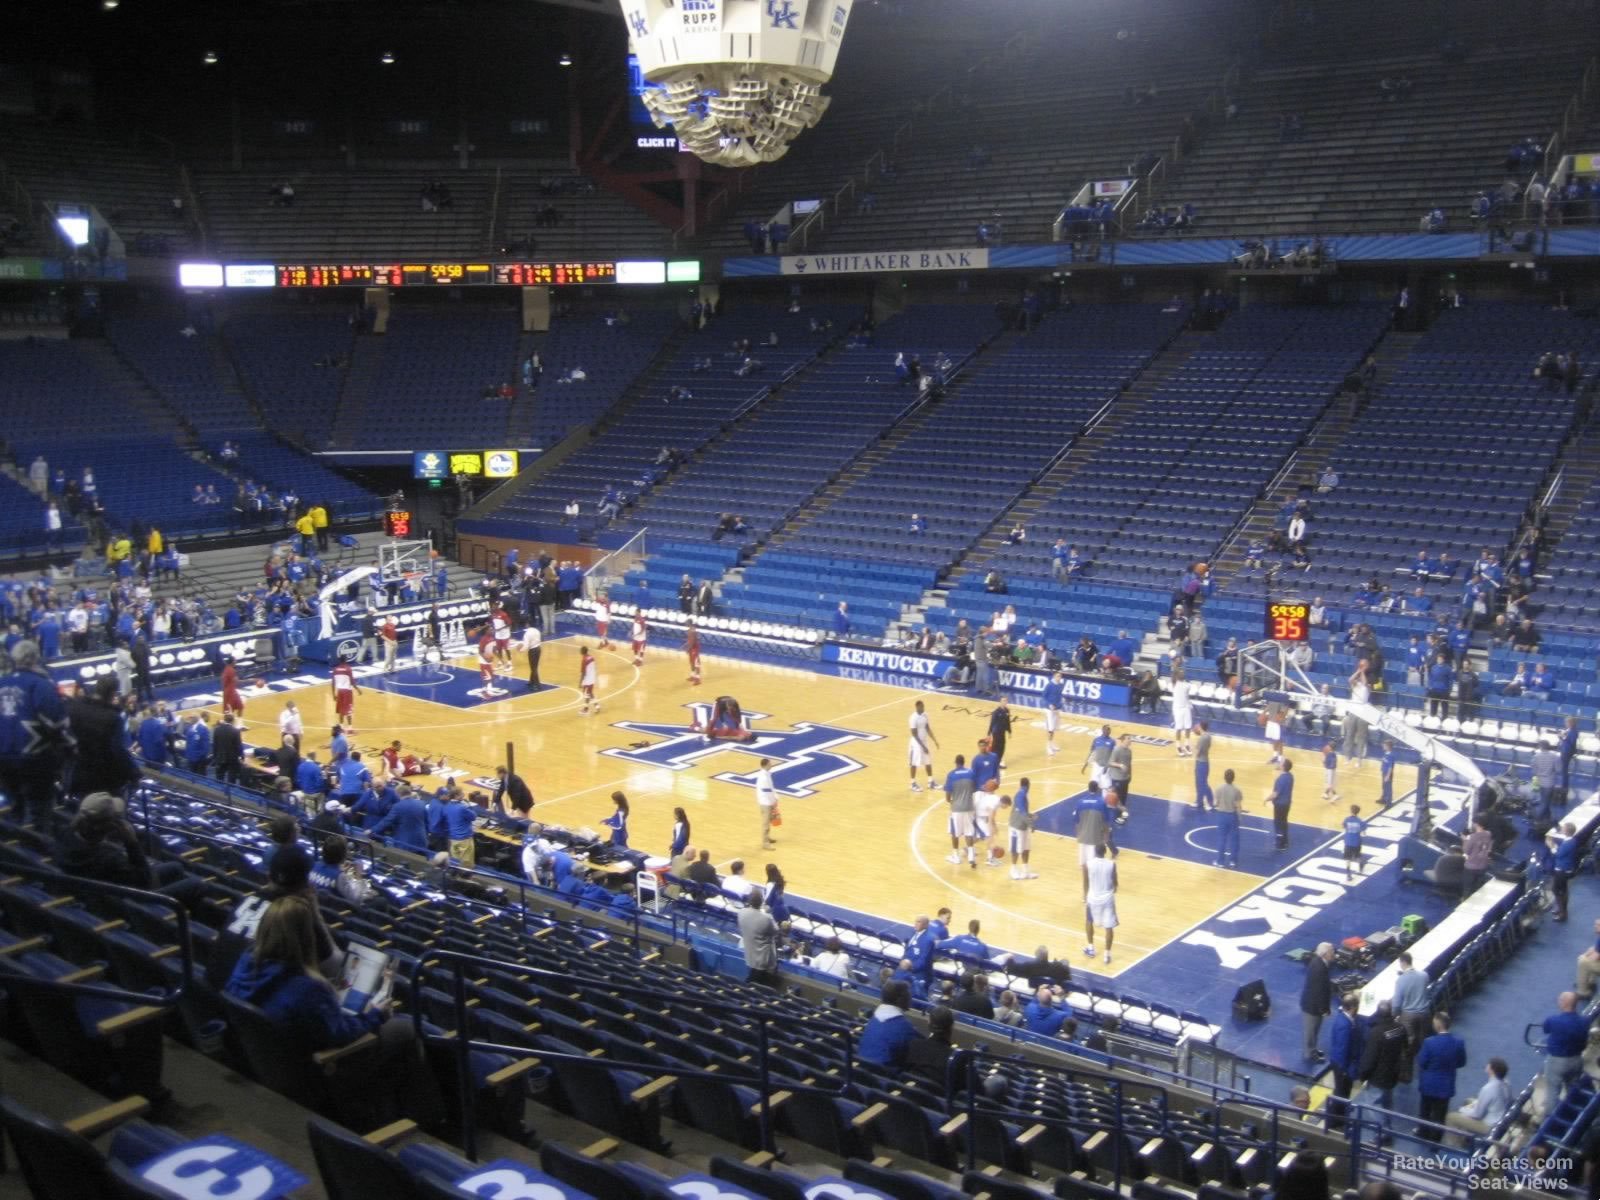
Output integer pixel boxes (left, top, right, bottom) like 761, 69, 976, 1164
381, 51, 396, 65
558, 53, 573, 67
102, 0, 120, 10
202, 50, 219, 65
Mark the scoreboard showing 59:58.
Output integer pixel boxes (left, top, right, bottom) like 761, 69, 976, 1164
1264, 601, 1312, 643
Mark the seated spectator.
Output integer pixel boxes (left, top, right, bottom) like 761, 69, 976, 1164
1502, 661, 1532, 696
224, 895, 441, 1127
909, 512, 927, 535
984, 569, 1007, 594
1529, 662, 1556, 699
1004, 524, 1026, 545
1024, 985, 1070, 1036
1421, 208, 1448, 234
1316, 467, 1339, 493
857, 980, 917, 1066
905, 1005, 957, 1079
994, 989, 1025, 1027
1301, 685, 1336, 736
1403, 587, 1434, 615
57, 791, 213, 914
808, 936, 851, 980
1513, 619, 1541, 652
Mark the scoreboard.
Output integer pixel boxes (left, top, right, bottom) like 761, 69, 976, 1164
1264, 601, 1312, 643
272, 262, 619, 287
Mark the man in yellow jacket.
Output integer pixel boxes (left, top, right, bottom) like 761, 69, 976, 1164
309, 503, 329, 553
295, 510, 316, 556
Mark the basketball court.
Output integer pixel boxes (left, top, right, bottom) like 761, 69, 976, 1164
171, 634, 1463, 1072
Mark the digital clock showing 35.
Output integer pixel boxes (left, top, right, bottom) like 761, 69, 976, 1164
1264, 601, 1311, 643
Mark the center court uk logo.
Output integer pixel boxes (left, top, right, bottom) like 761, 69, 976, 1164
603, 703, 882, 798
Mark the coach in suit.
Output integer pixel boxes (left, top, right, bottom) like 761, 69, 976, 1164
695, 580, 715, 617
212, 714, 243, 785
493, 766, 534, 819
1300, 941, 1334, 1061
678, 575, 695, 614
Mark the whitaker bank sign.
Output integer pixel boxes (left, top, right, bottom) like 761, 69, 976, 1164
780, 248, 989, 276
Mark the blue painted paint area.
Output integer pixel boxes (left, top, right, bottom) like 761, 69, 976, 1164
363, 665, 558, 708
1030, 789, 1334, 870
1110, 782, 1473, 1073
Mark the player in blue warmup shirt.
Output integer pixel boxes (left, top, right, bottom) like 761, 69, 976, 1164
1379, 740, 1397, 805
971, 739, 1001, 791
1041, 673, 1066, 757
1269, 759, 1294, 851
1342, 804, 1366, 881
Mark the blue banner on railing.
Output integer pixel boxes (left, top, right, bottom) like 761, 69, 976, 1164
818, 643, 1130, 706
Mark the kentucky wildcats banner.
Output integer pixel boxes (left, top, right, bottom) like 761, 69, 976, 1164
780, 247, 989, 276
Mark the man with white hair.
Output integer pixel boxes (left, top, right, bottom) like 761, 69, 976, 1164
0, 640, 73, 825
278, 700, 303, 751
1300, 941, 1335, 1061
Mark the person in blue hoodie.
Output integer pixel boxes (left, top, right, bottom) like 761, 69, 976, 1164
857, 980, 917, 1067
224, 894, 439, 1125
1425, 652, 1455, 719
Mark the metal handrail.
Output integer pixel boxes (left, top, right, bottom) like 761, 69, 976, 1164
410, 946, 855, 1160
0, 856, 195, 1008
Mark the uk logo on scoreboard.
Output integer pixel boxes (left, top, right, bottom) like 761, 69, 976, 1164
604, 704, 882, 798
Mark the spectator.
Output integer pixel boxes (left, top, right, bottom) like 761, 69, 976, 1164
1024, 985, 1070, 1036
1327, 994, 1364, 1132
1415, 1012, 1467, 1142
1444, 1057, 1513, 1147
858, 980, 916, 1066
994, 989, 1025, 1027
1300, 942, 1334, 1061
224, 895, 441, 1128
736, 890, 780, 989
0, 639, 72, 824
1542, 991, 1591, 1102
808, 936, 851, 980
1358, 1001, 1408, 1118
951, 971, 995, 1019
905, 1005, 956, 1079
57, 791, 214, 915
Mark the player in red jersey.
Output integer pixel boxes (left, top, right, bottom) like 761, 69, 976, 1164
220, 656, 245, 718
579, 645, 599, 714
490, 606, 512, 669
594, 594, 613, 649
379, 739, 444, 779
631, 613, 648, 666
685, 620, 702, 685
330, 660, 361, 731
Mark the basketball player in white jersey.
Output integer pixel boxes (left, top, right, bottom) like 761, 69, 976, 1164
490, 606, 512, 670
594, 594, 613, 649
1171, 674, 1194, 756
579, 645, 599, 714
907, 699, 939, 791
630, 613, 647, 666
973, 783, 1003, 866
476, 632, 506, 696
1084, 843, 1118, 965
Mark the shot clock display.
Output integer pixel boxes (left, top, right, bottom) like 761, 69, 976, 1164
383, 510, 413, 538
1265, 601, 1312, 643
